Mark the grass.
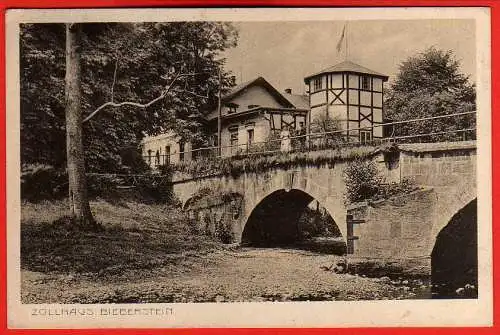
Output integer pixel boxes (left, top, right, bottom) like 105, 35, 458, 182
172, 145, 380, 178
21, 199, 221, 276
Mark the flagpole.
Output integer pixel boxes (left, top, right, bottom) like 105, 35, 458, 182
345, 22, 348, 60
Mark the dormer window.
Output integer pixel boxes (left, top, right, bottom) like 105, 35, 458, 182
361, 76, 370, 90
313, 77, 322, 92
226, 102, 239, 114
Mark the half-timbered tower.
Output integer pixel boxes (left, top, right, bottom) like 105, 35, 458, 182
304, 60, 389, 142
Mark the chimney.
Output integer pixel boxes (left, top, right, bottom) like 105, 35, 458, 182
284, 88, 292, 94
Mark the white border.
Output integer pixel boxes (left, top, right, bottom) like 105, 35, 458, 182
6, 7, 492, 328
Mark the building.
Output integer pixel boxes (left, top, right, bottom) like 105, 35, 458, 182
142, 60, 388, 167
205, 77, 309, 157
141, 131, 193, 166
304, 60, 389, 142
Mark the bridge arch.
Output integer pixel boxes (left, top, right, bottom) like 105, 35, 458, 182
241, 188, 346, 248
430, 180, 477, 247
431, 198, 477, 298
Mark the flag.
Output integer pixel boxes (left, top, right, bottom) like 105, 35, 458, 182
336, 24, 346, 53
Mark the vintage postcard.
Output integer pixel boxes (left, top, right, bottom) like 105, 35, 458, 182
5, 7, 492, 328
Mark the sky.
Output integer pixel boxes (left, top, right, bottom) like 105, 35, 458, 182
221, 19, 476, 95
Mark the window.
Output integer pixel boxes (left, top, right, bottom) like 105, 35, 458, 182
226, 103, 239, 114
230, 131, 239, 145
360, 130, 372, 144
211, 134, 218, 147
313, 77, 322, 92
230, 128, 239, 155
165, 146, 170, 165
179, 141, 185, 162
247, 129, 254, 145
155, 150, 160, 166
361, 76, 370, 90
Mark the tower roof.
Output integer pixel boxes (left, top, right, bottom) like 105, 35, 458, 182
304, 60, 389, 84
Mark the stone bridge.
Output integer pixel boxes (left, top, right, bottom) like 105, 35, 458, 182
172, 141, 477, 263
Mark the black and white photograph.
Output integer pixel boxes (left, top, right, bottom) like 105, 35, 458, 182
6, 7, 492, 328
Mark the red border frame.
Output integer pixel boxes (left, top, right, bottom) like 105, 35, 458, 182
1, 1, 497, 334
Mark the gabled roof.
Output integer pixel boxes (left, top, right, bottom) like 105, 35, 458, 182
223, 76, 295, 108
304, 60, 389, 84
207, 77, 309, 120
283, 92, 309, 109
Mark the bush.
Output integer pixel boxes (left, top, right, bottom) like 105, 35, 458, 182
297, 207, 341, 239
21, 164, 68, 202
215, 220, 233, 244
21, 164, 176, 204
343, 158, 419, 204
374, 178, 418, 201
343, 158, 383, 204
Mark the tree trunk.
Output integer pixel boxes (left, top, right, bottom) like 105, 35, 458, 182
65, 23, 95, 227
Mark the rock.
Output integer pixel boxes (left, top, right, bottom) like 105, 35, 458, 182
336, 259, 347, 267
215, 295, 225, 302
402, 280, 409, 285
413, 279, 423, 286
379, 276, 391, 284
456, 287, 465, 295
402, 286, 410, 292
333, 265, 345, 274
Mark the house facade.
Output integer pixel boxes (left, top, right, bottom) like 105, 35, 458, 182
205, 77, 309, 157
142, 61, 388, 167
141, 131, 193, 166
304, 60, 389, 142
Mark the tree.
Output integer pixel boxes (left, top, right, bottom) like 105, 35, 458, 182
310, 109, 344, 147
65, 23, 95, 226
384, 47, 476, 142
22, 22, 238, 226
20, 22, 238, 172
20, 24, 66, 168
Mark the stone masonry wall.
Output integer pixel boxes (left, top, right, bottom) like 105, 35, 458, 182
348, 189, 437, 260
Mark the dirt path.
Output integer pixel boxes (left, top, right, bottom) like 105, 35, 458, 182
22, 248, 430, 303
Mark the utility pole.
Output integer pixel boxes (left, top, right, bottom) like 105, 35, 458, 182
217, 67, 222, 157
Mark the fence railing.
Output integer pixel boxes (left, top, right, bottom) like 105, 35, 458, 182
143, 111, 477, 167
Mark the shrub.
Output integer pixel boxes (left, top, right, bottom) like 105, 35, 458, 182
374, 178, 418, 201
297, 207, 342, 239
21, 164, 68, 202
343, 158, 383, 204
21, 164, 176, 204
215, 220, 233, 244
